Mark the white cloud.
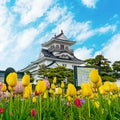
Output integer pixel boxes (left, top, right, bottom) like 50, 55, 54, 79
52, 14, 116, 43
101, 34, 120, 62
13, 0, 53, 25
13, 28, 39, 54
96, 25, 116, 33
74, 47, 93, 60
46, 6, 66, 23
81, 0, 98, 8
0, 1, 15, 61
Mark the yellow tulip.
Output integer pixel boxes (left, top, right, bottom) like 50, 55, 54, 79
67, 83, 76, 97
32, 97, 37, 103
1, 84, 7, 92
104, 82, 111, 92
96, 75, 102, 87
94, 101, 100, 109
8, 86, 15, 91
35, 80, 46, 94
67, 96, 72, 102
6, 72, 18, 87
111, 82, 117, 92
23, 87, 30, 99
53, 77, 57, 84
82, 85, 92, 97
89, 69, 99, 83
22, 74, 30, 87
49, 88, 54, 94
43, 91, 48, 99
27, 83, 32, 95
99, 85, 106, 95
61, 82, 65, 88
56, 87, 62, 95
51, 83, 56, 90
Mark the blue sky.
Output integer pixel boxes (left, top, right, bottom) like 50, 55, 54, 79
0, 0, 120, 71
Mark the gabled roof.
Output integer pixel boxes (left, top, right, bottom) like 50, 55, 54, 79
53, 30, 69, 40
42, 30, 76, 47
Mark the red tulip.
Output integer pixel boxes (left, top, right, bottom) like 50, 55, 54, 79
31, 108, 37, 116
35, 90, 39, 96
0, 108, 4, 113
74, 98, 82, 107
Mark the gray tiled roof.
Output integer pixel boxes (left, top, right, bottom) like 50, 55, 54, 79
42, 49, 83, 62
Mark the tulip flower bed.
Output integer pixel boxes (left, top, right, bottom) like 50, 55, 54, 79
0, 70, 120, 120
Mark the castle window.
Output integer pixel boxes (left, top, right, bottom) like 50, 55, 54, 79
56, 45, 59, 49
60, 45, 64, 50
65, 46, 68, 50
62, 64, 67, 67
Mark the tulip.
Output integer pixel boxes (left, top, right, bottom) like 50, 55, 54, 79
94, 101, 100, 109
35, 80, 46, 94
74, 98, 82, 107
6, 72, 18, 88
35, 90, 39, 96
43, 91, 48, 99
67, 96, 72, 102
67, 83, 76, 97
67, 102, 71, 107
44, 80, 50, 88
81, 85, 92, 97
22, 74, 30, 87
94, 75, 102, 87
51, 83, 56, 90
56, 87, 62, 95
0, 108, 4, 113
1, 84, 7, 92
23, 87, 31, 99
99, 85, 106, 95
4, 91, 10, 98
32, 97, 37, 103
49, 88, 54, 94
14, 81, 24, 94
89, 69, 99, 83
111, 82, 117, 92
53, 77, 57, 84
61, 82, 65, 88
104, 82, 111, 92
31, 109, 37, 117
0, 82, 3, 90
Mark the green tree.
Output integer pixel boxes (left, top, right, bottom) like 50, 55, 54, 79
38, 65, 73, 84
112, 61, 120, 79
84, 55, 115, 82
84, 58, 95, 66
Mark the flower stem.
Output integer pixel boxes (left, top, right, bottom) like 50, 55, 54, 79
87, 98, 90, 118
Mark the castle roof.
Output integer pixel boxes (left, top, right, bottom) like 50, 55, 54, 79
42, 30, 76, 47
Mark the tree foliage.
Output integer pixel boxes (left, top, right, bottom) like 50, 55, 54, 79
84, 55, 115, 82
112, 61, 120, 79
38, 65, 73, 84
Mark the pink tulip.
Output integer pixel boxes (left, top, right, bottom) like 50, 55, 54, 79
67, 102, 71, 107
4, 91, 10, 98
14, 81, 24, 94
0, 82, 3, 90
44, 80, 50, 88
